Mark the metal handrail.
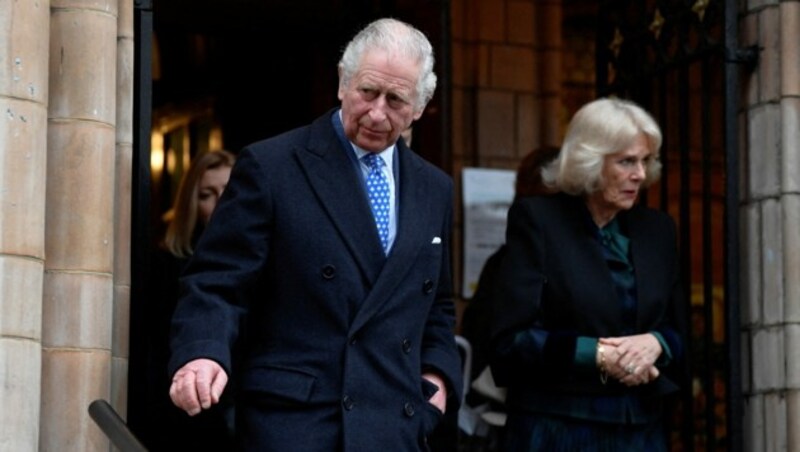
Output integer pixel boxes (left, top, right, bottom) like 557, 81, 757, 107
88, 399, 148, 452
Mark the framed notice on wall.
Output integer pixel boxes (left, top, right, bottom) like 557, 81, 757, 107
461, 167, 515, 299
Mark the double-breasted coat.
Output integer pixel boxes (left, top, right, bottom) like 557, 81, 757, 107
168, 110, 462, 451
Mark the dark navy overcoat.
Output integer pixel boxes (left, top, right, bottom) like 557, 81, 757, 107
169, 110, 462, 451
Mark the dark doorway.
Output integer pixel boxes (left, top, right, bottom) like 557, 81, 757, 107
128, 1, 451, 449
149, 0, 448, 161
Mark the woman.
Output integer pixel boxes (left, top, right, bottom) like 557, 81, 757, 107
144, 149, 236, 451
490, 98, 687, 451
162, 149, 236, 258
462, 145, 560, 385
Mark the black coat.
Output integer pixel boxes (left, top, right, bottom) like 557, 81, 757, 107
169, 110, 462, 451
490, 193, 688, 403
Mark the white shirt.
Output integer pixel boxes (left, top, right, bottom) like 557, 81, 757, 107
353, 144, 397, 253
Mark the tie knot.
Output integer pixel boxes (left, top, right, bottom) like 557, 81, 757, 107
363, 153, 384, 171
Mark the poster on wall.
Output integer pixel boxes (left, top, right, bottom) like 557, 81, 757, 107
461, 167, 516, 299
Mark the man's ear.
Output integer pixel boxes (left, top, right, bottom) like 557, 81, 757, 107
337, 66, 345, 100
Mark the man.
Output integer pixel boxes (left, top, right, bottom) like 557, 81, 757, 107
168, 18, 462, 451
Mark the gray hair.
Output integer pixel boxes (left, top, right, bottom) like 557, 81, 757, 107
338, 18, 437, 112
541, 97, 663, 195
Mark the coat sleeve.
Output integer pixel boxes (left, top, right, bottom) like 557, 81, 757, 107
489, 199, 552, 386
168, 148, 272, 377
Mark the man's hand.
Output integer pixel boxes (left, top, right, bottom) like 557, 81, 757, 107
169, 358, 228, 416
422, 372, 447, 414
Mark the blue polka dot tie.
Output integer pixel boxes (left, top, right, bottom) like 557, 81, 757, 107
363, 153, 390, 253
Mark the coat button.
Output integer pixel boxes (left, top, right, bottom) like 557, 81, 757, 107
402, 339, 411, 354
403, 402, 415, 417
342, 395, 354, 410
321, 265, 336, 279
422, 279, 434, 294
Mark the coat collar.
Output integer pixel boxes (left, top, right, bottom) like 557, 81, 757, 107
555, 193, 663, 331
295, 110, 435, 329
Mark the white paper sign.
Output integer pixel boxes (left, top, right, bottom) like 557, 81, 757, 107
461, 167, 515, 298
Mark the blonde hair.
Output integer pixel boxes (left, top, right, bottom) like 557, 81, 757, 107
162, 150, 235, 258
541, 98, 663, 195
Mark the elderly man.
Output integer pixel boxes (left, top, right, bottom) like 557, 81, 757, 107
168, 18, 462, 451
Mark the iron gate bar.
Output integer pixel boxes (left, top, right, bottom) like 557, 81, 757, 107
701, 55, 716, 452
596, 1, 733, 450
722, 0, 756, 449
658, 75, 669, 214
677, 55, 695, 452
130, 0, 153, 441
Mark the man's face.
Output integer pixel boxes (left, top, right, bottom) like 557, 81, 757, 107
338, 48, 423, 152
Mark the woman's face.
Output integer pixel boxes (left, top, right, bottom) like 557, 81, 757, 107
587, 133, 652, 222
197, 165, 232, 225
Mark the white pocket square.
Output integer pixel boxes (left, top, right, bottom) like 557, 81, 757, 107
431, 237, 442, 244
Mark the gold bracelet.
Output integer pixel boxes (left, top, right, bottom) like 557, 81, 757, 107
597, 343, 608, 384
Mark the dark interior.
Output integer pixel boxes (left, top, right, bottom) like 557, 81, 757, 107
129, 1, 452, 448
151, 0, 447, 160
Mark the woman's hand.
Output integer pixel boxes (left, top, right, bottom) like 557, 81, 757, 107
599, 334, 662, 386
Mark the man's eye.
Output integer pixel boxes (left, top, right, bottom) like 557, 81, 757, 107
387, 95, 407, 109
360, 88, 378, 100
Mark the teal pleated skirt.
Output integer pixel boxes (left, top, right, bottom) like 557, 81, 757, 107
502, 411, 667, 452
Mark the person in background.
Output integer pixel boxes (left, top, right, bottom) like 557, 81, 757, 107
144, 149, 236, 451
460, 145, 560, 388
401, 125, 414, 147
490, 98, 687, 451
162, 150, 236, 258
168, 18, 462, 451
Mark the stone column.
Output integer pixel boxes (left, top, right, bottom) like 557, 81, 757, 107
112, 0, 135, 419
778, 3, 800, 451
0, 1, 50, 450
741, 1, 800, 451
41, 0, 118, 449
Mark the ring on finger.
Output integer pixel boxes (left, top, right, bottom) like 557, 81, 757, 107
625, 364, 635, 374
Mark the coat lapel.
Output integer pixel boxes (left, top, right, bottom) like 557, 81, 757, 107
623, 209, 661, 330
294, 112, 386, 284
350, 142, 431, 333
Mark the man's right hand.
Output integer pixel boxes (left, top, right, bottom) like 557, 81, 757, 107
169, 358, 228, 416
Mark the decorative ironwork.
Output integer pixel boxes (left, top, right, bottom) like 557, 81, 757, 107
598, 0, 724, 96
597, 1, 734, 451
693, 0, 710, 22
609, 27, 624, 58
650, 8, 665, 39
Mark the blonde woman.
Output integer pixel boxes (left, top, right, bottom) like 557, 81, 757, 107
144, 149, 236, 451
163, 149, 236, 258
491, 98, 688, 451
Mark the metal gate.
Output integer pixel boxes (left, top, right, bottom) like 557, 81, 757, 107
596, 1, 755, 451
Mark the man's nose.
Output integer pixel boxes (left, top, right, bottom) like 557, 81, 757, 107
368, 96, 389, 121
